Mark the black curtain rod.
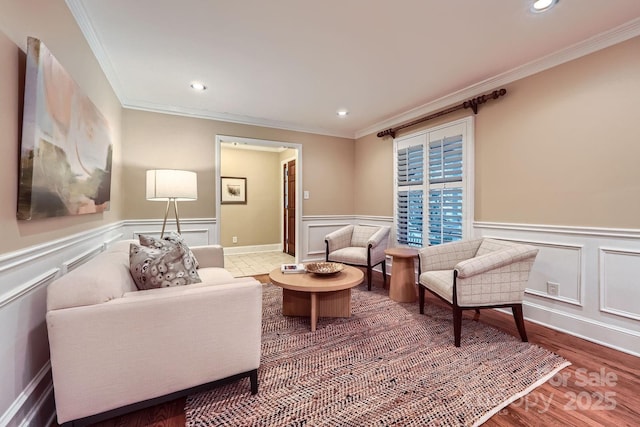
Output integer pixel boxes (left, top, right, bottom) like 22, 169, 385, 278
377, 88, 507, 138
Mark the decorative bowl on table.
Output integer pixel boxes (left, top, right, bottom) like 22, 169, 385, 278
305, 262, 344, 275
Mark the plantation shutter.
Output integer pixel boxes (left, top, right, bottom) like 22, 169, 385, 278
428, 136, 463, 245
393, 117, 472, 248
396, 143, 424, 247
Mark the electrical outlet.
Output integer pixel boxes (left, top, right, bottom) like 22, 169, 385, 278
547, 281, 559, 296
232, 236, 238, 244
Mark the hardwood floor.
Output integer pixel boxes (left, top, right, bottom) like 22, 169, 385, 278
58, 272, 639, 427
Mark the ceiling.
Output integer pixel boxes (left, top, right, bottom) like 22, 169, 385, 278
66, 0, 640, 139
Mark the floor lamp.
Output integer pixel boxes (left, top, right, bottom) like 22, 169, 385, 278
146, 169, 197, 238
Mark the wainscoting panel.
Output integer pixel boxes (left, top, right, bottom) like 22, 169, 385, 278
120, 218, 216, 247
512, 240, 584, 306
0, 222, 124, 426
475, 222, 640, 356
62, 244, 105, 274
599, 247, 640, 321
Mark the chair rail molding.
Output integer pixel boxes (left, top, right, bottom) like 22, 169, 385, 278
474, 221, 640, 239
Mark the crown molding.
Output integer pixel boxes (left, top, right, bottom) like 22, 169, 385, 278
67, 0, 640, 141
121, 101, 354, 139
355, 17, 640, 139
65, 0, 126, 105
66, 0, 354, 139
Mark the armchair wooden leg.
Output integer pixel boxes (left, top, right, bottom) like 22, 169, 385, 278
366, 265, 372, 291
418, 286, 425, 314
512, 304, 528, 342
453, 306, 463, 347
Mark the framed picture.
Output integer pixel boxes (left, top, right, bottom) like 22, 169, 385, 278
17, 37, 113, 220
221, 176, 247, 204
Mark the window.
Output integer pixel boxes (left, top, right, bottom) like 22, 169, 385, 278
394, 117, 473, 247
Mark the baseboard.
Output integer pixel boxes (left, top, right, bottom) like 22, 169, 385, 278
223, 243, 282, 255
522, 301, 640, 357
0, 362, 54, 427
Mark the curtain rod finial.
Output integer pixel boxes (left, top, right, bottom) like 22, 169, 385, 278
377, 129, 395, 138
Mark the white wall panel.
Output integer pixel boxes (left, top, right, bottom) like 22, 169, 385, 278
600, 248, 640, 321
121, 218, 215, 247
475, 221, 640, 356
0, 222, 124, 426
507, 240, 584, 306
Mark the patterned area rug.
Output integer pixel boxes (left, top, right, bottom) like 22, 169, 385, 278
186, 283, 570, 426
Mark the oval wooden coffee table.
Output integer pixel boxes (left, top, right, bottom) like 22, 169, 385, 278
269, 265, 364, 332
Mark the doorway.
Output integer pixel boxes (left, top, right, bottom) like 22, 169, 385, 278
215, 135, 302, 261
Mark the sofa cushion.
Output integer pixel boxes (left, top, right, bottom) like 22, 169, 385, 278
139, 232, 199, 269
122, 271, 255, 298
129, 243, 201, 290
47, 252, 138, 311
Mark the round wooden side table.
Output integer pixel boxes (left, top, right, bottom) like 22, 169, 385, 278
385, 247, 419, 303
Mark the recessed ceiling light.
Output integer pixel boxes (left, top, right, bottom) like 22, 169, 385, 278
336, 109, 349, 117
190, 81, 206, 91
531, 0, 558, 13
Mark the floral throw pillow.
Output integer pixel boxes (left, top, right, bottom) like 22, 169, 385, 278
129, 243, 201, 290
138, 232, 199, 269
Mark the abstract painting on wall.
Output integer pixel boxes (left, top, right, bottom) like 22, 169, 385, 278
17, 37, 112, 220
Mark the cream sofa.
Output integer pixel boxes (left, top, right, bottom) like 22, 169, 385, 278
46, 240, 262, 425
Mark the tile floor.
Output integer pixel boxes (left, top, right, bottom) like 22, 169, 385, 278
224, 251, 296, 277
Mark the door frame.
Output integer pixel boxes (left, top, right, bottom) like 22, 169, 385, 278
215, 135, 303, 262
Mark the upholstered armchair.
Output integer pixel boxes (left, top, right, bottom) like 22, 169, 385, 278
418, 238, 539, 347
325, 225, 390, 291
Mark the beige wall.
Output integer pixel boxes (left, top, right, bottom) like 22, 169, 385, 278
353, 132, 394, 216
355, 35, 640, 229
220, 147, 281, 247
122, 109, 355, 222
475, 35, 640, 228
0, 0, 123, 254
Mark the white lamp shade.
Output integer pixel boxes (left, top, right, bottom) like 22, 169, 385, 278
146, 169, 197, 201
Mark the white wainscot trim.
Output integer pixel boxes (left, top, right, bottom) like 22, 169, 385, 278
475, 221, 640, 239
599, 247, 640, 321
122, 218, 216, 246
474, 221, 640, 356
491, 238, 584, 307
62, 244, 104, 274
0, 361, 54, 427
523, 301, 640, 357
0, 222, 126, 427
224, 243, 282, 255
0, 269, 58, 309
